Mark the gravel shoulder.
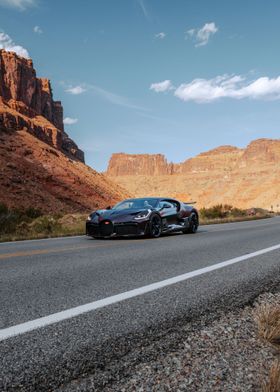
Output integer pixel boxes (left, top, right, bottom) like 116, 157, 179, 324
58, 292, 280, 392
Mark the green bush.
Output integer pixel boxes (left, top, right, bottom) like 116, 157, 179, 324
200, 204, 247, 220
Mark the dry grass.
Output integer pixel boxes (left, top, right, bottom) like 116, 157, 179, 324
263, 360, 280, 392
200, 214, 271, 225
254, 300, 280, 391
0, 213, 86, 242
255, 303, 280, 349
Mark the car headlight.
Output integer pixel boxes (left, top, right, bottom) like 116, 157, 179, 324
134, 209, 151, 220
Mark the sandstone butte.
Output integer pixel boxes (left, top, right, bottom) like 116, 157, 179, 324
106, 140, 280, 210
0, 49, 128, 213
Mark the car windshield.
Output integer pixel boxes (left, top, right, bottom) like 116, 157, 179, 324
112, 198, 159, 210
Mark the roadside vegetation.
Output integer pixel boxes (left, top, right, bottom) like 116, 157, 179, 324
0, 203, 273, 242
254, 299, 280, 391
0, 203, 86, 242
199, 204, 271, 225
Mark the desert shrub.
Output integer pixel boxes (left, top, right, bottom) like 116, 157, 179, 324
0, 203, 84, 240
52, 212, 64, 220
255, 303, 280, 349
199, 204, 248, 220
30, 215, 61, 234
0, 205, 24, 234
31, 216, 62, 234
0, 203, 8, 215
263, 360, 280, 392
200, 204, 231, 219
0, 210, 18, 234
0, 204, 46, 235
24, 207, 43, 219
231, 207, 246, 217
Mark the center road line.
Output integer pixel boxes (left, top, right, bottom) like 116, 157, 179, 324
0, 239, 148, 260
0, 235, 86, 246
0, 244, 109, 260
1, 242, 280, 342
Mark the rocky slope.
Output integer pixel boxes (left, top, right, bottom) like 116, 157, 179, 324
106, 139, 280, 210
0, 50, 128, 213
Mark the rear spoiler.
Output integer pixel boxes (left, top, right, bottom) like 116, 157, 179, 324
184, 201, 197, 205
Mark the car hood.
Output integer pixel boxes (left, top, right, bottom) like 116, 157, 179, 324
90, 208, 152, 221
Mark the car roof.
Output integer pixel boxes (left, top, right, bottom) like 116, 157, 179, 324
123, 197, 179, 202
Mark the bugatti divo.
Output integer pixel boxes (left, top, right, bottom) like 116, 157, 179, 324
86, 197, 199, 239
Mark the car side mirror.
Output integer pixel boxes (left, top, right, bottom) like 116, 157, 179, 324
106, 206, 112, 210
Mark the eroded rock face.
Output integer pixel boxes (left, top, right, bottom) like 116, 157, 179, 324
0, 49, 83, 162
107, 153, 173, 176
106, 139, 280, 210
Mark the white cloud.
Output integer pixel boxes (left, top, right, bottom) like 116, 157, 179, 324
0, 31, 29, 58
33, 25, 42, 34
63, 81, 147, 111
90, 84, 147, 110
150, 80, 174, 93
63, 117, 78, 125
0, 0, 36, 10
186, 22, 218, 47
65, 85, 86, 95
186, 28, 195, 37
155, 32, 166, 39
174, 74, 280, 103
137, 0, 151, 22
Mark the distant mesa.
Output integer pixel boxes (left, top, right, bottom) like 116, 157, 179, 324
106, 138, 280, 210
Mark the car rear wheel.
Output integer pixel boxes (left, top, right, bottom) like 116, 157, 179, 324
149, 214, 162, 238
183, 213, 198, 234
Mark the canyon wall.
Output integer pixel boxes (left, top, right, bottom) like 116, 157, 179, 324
106, 139, 280, 210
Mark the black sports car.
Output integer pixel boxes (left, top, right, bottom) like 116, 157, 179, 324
86, 197, 199, 239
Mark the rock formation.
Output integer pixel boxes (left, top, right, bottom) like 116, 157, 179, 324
0, 49, 128, 212
106, 139, 280, 210
0, 49, 83, 161
107, 153, 172, 176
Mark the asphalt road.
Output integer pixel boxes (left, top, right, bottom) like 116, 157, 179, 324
1, 217, 280, 391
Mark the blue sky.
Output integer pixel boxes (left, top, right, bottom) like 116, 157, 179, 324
0, 0, 280, 171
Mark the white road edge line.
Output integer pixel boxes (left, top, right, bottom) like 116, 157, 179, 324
1, 243, 280, 341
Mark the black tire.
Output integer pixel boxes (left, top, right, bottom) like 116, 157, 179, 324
148, 214, 162, 238
183, 213, 198, 234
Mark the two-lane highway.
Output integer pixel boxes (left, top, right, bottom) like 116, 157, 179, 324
1, 217, 280, 391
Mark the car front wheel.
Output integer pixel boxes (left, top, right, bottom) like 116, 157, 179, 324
149, 214, 162, 238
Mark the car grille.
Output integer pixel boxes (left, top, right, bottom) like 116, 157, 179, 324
100, 220, 114, 236
114, 223, 138, 236
87, 223, 100, 236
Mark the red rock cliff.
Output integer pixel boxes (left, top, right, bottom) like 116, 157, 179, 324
106, 139, 280, 210
0, 50, 129, 212
107, 153, 174, 176
0, 49, 84, 162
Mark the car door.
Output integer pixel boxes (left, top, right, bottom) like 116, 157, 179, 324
159, 201, 178, 227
